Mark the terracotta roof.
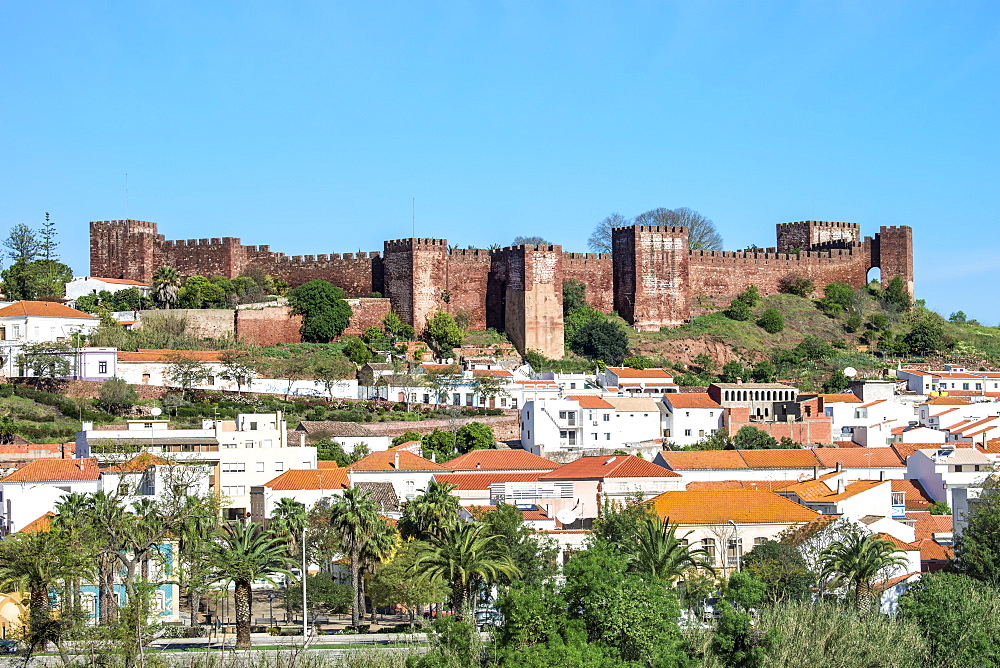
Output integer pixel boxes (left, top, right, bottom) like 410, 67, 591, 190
649, 490, 820, 524
874, 532, 919, 551
891, 443, 973, 462
446, 449, 558, 472
877, 571, 921, 591
906, 511, 953, 541
685, 480, 798, 492
347, 450, 447, 472
891, 479, 934, 510
810, 447, 905, 468
316, 461, 340, 469
565, 395, 615, 410
924, 397, 971, 405
604, 397, 660, 412
819, 393, 862, 404
434, 472, 541, 490
782, 478, 888, 503
739, 449, 821, 469
664, 393, 723, 410
117, 349, 227, 363
463, 505, 552, 521
607, 367, 674, 379
85, 277, 150, 286
102, 453, 170, 473
19, 512, 55, 534
0, 301, 98, 319
354, 481, 400, 512
658, 450, 748, 470
859, 400, 887, 409
471, 369, 513, 378
1, 458, 100, 482
539, 455, 680, 480
265, 468, 349, 491
296, 421, 381, 437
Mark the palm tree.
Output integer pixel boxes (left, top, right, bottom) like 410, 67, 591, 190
358, 519, 398, 623
270, 497, 308, 558
153, 266, 181, 308
329, 487, 381, 628
411, 521, 520, 616
207, 521, 292, 649
819, 532, 909, 614
398, 481, 459, 541
176, 496, 218, 626
626, 517, 716, 584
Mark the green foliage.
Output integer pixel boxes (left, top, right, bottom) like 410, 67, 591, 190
822, 371, 851, 393
736, 284, 761, 307
426, 311, 465, 353
868, 313, 889, 331
287, 280, 353, 342
285, 572, 354, 615
2, 259, 73, 300
819, 533, 908, 613
710, 599, 779, 668
845, 314, 863, 333
455, 421, 494, 453
949, 311, 967, 324
817, 282, 855, 315
562, 279, 587, 313
692, 353, 717, 375
314, 438, 354, 467
741, 540, 814, 603
953, 477, 1000, 584
17, 341, 72, 378
724, 298, 752, 321
720, 360, 746, 383
590, 493, 656, 547
383, 310, 415, 341
751, 360, 777, 382
422, 428, 458, 463
903, 319, 950, 355
563, 306, 606, 343
732, 425, 779, 449
392, 431, 424, 446
570, 319, 628, 365
342, 336, 374, 364
778, 273, 815, 298
95, 378, 138, 416
757, 308, 785, 333
478, 503, 558, 586
361, 326, 383, 344
882, 275, 911, 312
927, 500, 951, 515
621, 354, 656, 369
898, 572, 1000, 668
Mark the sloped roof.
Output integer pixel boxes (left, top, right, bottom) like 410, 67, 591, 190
891, 479, 934, 511
782, 477, 888, 503
874, 532, 919, 551
664, 393, 723, 410
607, 367, 674, 379
471, 369, 513, 378
347, 450, 447, 472
296, 421, 381, 437
265, 468, 349, 491
906, 511, 953, 541
658, 450, 748, 470
446, 449, 558, 472
353, 481, 400, 512
604, 397, 660, 412
117, 349, 227, 363
685, 480, 798, 492
102, 453, 170, 473
819, 393, 862, 404
649, 490, 819, 524
1, 458, 100, 482
316, 461, 340, 469
810, 447, 905, 468
0, 301, 98, 319
565, 395, 615, 410
434, 472, 541, 490
19, 512, 55, 533
539, 455, 680, 480
891, 442, 973, 461
739, 449, 821, 469
924, 397, 971, 405
85, 277, 150, 286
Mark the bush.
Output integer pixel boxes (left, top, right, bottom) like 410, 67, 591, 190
757, 308, 785, 333
570, 320, 628, 365
868, 313, 889, 331
621, 355, 656, 369
725, 299, 752, 321
778, 274, 815, 297
845, 314, 863, 333
96, 377, 139, 416
735, 284, 761, 307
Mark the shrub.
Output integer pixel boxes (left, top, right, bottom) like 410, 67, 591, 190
736, 284, 761, 307
845, 314, 863, 333
778, 274, 815, 298
725, 299, 752, 321
757, 308, 785, 334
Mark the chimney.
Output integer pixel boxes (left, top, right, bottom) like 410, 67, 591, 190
813, 465, 819, 480
836, 462, 842, 473
736, 378, 743, 385
394, 452, 400, 469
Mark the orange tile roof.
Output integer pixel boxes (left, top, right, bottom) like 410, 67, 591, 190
924, 397, 971, 405
607, 367, 674, 379
539, 455, 681, 480
739, 449, 822, 469
649, 490, 820, 524
783, 478, 888, 503
810, 447, 905, 468
316, 461, 340, 469
891, 479, 934, 510
434, 472, 541, 490
685, 479, 798, 492
470, 369, 513, 378
664, 393, 723, 409
874, 532, 919, 551
347, 450, 447, 472
86, 277, 151, 286
446, 449, 558, 472
102, 453, 170, 473
819, 393, 862, 404
859, 400, 887, 409
1, 458, 100, 482
565, 395, 615, 409
0, 301, 98, 319
19, 512, 55, 534
906, 511, 953, 541
891, 442, 973, 461
117, 349, 229, 363
658, 450, 748, 470
265, 468, 349, 491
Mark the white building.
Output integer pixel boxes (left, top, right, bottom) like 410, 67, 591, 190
849, 399, 918, 447
661, 393, 724, 447
819, 393, 864, 442
346, 449, 449, 503
249, 466, 349, 522
0, 458, 102, 533
906, 446, 993, 510
520, 395, 661, 456
600, 367, 678, 394
0, 301, 102, 377
65, 277, 152, 304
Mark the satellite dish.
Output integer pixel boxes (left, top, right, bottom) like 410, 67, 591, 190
843, 367, 858, 378
150, 407, 162, 416
556, 509, 579, 526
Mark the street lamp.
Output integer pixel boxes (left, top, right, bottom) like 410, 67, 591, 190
302, 527, 308, 644
268, 592, 275, 625
727, 519, 740, 572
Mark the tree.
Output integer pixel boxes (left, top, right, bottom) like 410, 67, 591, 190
421, 429, 457, 462
732, 426, 779, 449
426, 311, 465, 353
725, 299, 752, 321
341, 337, 373, 365
949, 311, 968, 324
329, 487, 382, 628
736, 284, 762, 307
269, 497, 308, 559
882, 275, 911, 312
570, 319, 628, 365
369, 541, 448, 627
383, 310, 414, 341
207, 521, 292, 648
587, 212, 628, 253
163, 353, 210, 398
562, 279, 587, 313
563, 306, 606, 343
740, 539, 814, 603
757, 308, 785, 334
751, 360, 777, 383
778, 273, 815, 298
411, 521, 519, 614
220, 349, 259, 394
96, 377, 139, 415
478, 503, 558, 586
928, 499, 951, 515
635, 207, 723, 251
17, 341, 72, 378
512, 236, 550, 246
152, 266, 182, 308
624, 517, 715, 584
455, 421, 495, 453
819, 532, 908, 614
312, 355, 356, 397
710, 599, 779, 668
622, 354, 656, 369
720, 360, 746, 383
590, 493, 656, 547
898, 572, 1000, 668
903, 319, 949, 355
817, 282, 855, 315
953, 477, 1000, 584
398, 481, 460, 541
287, 280, 353, 342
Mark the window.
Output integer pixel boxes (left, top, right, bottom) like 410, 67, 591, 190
560, 430, 577, 445
605, 433, 611, 440
963, 383, 970, 390
603, 414, 610, 421
12, 325, 20, 338
256, 462, 265, 472
559, 411, 567, 419
245, 440, 255, 448
405, 480, 416, 500
264, 439, 273, 447
500, 398, 507, 407
143, 423, 153, 429
685, 411, 690, 417
754, 537, 767, 546
976, 383, 983, 390
511, 399, 517, 409
206, 376, 215, 385
222, 462, 246, 473
275, 462, 284, 472
249, 422, 258, 430
891, 492, 905, 505
222, 485, 246, 497
709, 411, 714, 417
664, 429, 671, 437
702, 538, 716, 560
726, 538, 743, 567
570, 382, 576, 389
466, 393, 474, 406
954, 465, 964, 473
222, 443, 236, 449
98, 361, 108, 374
699, 430, 705, 437
592, 433, 598, 440
453, 393, 461, 405
684, 429, 692, 436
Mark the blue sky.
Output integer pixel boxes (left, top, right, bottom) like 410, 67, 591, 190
2, 2, 998, 322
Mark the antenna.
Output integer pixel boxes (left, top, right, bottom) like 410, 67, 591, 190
125, 173, 129, 219
412, 197, 415, 238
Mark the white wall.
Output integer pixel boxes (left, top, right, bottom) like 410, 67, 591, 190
662, 406, 723, 447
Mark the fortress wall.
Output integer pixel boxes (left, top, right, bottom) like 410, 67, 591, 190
561, 252, 613, 313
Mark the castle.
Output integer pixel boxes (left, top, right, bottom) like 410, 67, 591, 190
90, 219, 913, 357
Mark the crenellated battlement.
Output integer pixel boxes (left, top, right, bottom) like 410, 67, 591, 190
777, 220, 859, 229
563, 252, 611, 260
628, 225, 688, 235
383, 238, 449, 251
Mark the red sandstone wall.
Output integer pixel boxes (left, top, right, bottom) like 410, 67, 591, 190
443, 250, 492, 330
613, 226, 690, 330
561, 253, 613, 312
776, 221, 860, 252
236, 306, 303, 346
341, 298, 392, 337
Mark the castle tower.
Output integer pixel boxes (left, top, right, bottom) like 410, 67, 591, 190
491, 245, 564, 359
382, 238, 450, 334
613, 225, 690, 331
872, 226, 914, 296
89, 220, 161, 283
776, 221, 861, 252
